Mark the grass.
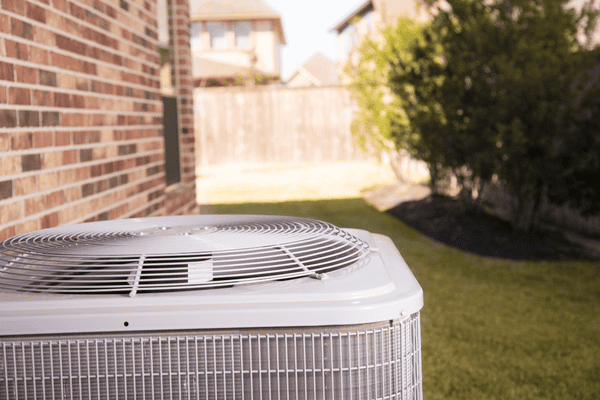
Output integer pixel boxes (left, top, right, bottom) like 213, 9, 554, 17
208, 198, 600, 400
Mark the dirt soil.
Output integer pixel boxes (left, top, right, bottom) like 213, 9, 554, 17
386, 192, 598, 261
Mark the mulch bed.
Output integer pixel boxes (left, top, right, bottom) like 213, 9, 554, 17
387, 194, 596, 260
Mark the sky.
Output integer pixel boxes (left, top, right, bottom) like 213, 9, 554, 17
266, 0, 367, 80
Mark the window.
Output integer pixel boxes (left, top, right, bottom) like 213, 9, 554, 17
207, 22, 227, 49
190, 22, 203, 51
162, 96, 181, 185
234, 21, 252, 49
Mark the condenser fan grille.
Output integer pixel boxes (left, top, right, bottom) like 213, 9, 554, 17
0, 216, 370, 295
0, 316, 422, 400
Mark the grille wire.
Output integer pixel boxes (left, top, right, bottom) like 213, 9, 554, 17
0, 315, 422, 400
0, 217, 370, 295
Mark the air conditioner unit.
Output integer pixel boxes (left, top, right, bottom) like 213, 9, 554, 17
0, 215, 423, 399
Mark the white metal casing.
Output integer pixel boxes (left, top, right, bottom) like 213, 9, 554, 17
0, 227, 422, 336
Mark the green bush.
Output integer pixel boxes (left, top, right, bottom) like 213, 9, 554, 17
388, 0, 600, 231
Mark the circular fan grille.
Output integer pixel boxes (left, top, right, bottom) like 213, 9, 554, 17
0, 216, 370, 296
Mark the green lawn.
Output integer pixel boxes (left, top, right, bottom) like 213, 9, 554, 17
209, 198, 600, 400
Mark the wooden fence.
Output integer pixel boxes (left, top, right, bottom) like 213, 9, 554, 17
193, 86, 367, 167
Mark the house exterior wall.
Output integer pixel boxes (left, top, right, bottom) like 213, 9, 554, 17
0, 0, 196, 241
165, 0, 197, 214
254, 20, 278, 75
336, 0, 427, 66
191, 19, 280, 81
336, 7, 380, 65
286, 69, 318, 88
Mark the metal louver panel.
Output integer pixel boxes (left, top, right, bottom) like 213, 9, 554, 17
0, 216, 370, 295
0, 314, 421, 400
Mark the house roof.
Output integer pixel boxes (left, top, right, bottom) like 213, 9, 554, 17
190, 0, 286, 43
331, 0, 373, 33
191, 0, 279, 21
193, 56, 278, 80
288, 52, 339, 86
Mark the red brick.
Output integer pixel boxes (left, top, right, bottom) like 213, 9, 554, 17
62, 113, 84, 126
73, 131, 87, 145
5, 39, 28, 61
0, 226, 17, 242
41, 212, 59, 229
45, 191, 64, 209
62, 149, 77, 165
11, 132, 33, 150
72, 94, 85, 108
3, 0, 26, 16
106, 5, 116, 18
76, 78, 89, 91
29, 45, 50, 64
58, 205, 78, 224
51, 53, 79, 72
91, 0, 105, 13
19, 110, 39, 127
0, 62, 14, 81
0, 14, 9, 34
15, 220, 40, 236
21, 153, 42, 171
38, 171, 59, 191
82, 61, 97, 75
0, 110, 17, 128
55, 131, 71, 146
33, 26, 55, 47
32, 131, 53, 148
11, 18, 34, 40
92, 114, 105, 125
56, 35, 87, 56
54, 92, 70, 107
13, 176, 36, 196
69, 2, 85, 20
53, 0, 68, 13
74, 166, 91, 181
27, 2, 47, 23
0, 133, 8, 152
0, 180, 13, 200
0, 201, 23, 225
0, 155, 20, 177
24, 195, 45, 216
38, 70, 57, 86
88, 131, 101, 143
0, 85, 6, 103
15, 65, 36, 84
39, 148, 59, 169
41, 111, 60, 126
9, 87, 31, 105
33, 90, 52, 106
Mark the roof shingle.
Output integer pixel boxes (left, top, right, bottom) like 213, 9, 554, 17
190, 0, 281, 20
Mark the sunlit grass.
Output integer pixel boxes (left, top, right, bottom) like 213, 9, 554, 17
209, 198, 600, 400
195, 161, 397, 204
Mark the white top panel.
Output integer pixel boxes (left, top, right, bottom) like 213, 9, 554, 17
0, 229, 423, 335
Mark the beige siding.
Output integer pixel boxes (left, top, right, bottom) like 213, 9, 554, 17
255, 20, 277, 74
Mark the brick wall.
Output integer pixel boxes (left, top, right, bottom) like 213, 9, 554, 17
164, 0, 196, 215
0, 0, 197, 241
